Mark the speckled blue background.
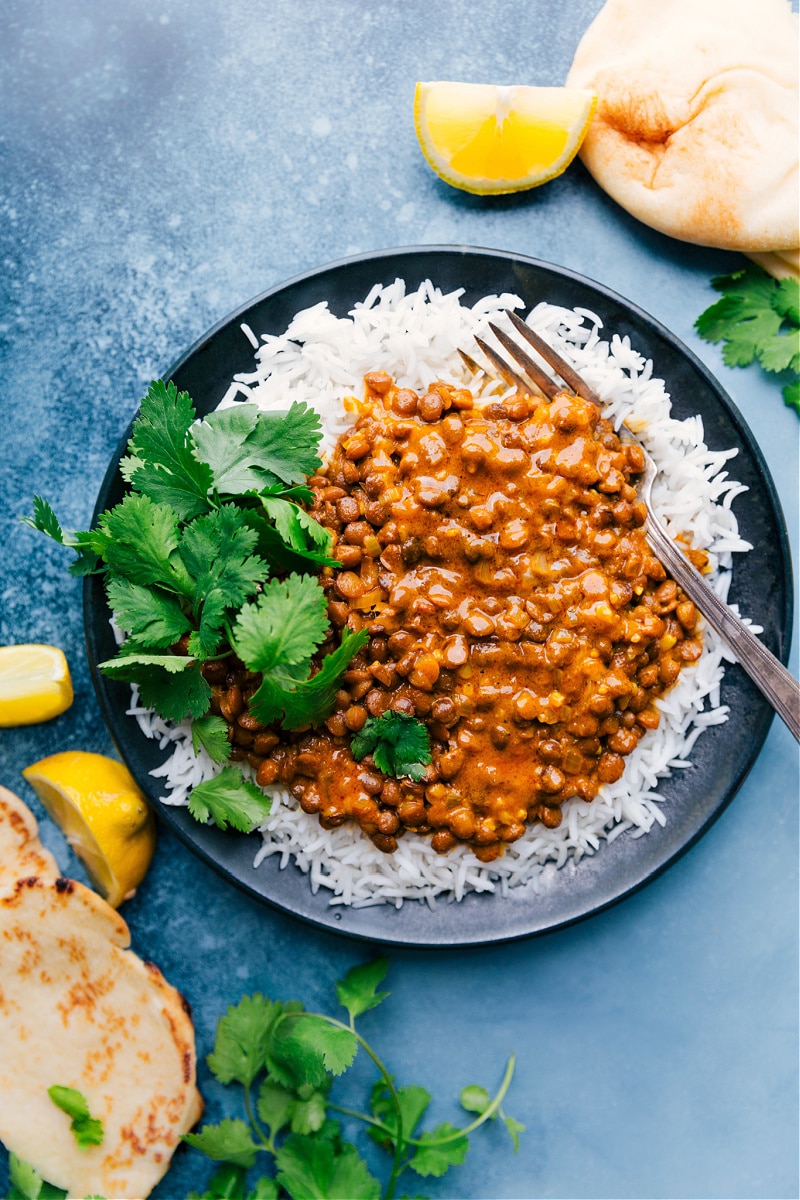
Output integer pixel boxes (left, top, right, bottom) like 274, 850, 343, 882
1, 2, 798, 1198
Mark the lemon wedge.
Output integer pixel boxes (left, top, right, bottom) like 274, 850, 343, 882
0, 643, 74, 727
414, 81, 597, 195
22, 751, 157, 907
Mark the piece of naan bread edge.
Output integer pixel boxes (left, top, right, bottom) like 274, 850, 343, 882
0, 784, 60, 893
0, 823, 202, 1197
567, 0, 799, 260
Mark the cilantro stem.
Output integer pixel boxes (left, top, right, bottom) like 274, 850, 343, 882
243, 1083, 273, 1154
296, 1011, 406, 1200
329, 1055, 517, 1147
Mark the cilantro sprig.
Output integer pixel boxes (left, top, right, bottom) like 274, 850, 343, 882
695, 265, 800, 414
183, 959, 523, 1200
23, 380, 370, 832
351, 712, 432, 781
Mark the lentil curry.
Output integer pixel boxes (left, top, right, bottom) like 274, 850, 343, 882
207, 373, 703, 863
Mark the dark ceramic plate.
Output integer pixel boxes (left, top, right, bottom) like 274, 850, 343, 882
84, 246, 793, 947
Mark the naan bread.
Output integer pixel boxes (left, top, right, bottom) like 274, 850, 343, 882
567, 0, 799, 261
0, 784, 59, 892
0, 797, 202, 1198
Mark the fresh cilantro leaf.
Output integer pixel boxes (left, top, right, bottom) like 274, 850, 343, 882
459, 1084, 491, 1115
20, 501, 101, 575
275, 1134, 380, 1200
98, 648, 212, 721
7, 1154, 69, 1200
243, 402, 324, 487
248, 1179, 280, 1200
783, 379, 800, 414
207, 993, 282, 1086
134, 661, 212, 722
96, 494, 193, 594
105, 578, 191, 648
695, 265, 800, 409
256, 1078, 296, 1138
179, 506, 267, 656
260, 497, 334, 562
259, 482, 316, 505
758, 329, 800, 374
98, 647, 199, 675
232, 575, 329, 675
188, 1163, 248, 1200
774, 277, 800, 325
244, 510, 338, 574
193, 403, 322, 494
409, 1123, 469, 1177
351, 712, 431, 781
191, 405, 263, 494
247, 626, 368, 729
192, 714, 233, 763
20, 495, 65, 544
336, 957, 390, 1021
502, 1112, 525, 1152
123, 380, 214, 521
287, 1015, 358, 1077
369, 1080, 431, 1149
189, 768, 272, 832
47, 1084, 104, 1148
267, 1019, 329, 1090
183, 1118, 260, 1169
289, 1089, 328, 1135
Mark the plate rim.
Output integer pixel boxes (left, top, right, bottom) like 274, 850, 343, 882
83, 243, 794, 947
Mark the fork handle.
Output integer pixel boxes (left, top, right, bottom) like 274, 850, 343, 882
645, 515, 800, 742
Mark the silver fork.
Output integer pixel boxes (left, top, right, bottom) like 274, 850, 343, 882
466, 309, 800, 743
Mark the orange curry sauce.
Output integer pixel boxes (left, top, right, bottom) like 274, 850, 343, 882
210, 373, 702, 862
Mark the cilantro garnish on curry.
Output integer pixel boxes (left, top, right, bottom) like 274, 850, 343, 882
24, 380, 371, 832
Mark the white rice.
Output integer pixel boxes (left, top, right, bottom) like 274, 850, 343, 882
128, 279, 755, 908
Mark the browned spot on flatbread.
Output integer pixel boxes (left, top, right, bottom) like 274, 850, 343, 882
182, 1049, 191, 1084
57, 969, 115, 1025
599, 90, 675, 144
55, 876, 74, 894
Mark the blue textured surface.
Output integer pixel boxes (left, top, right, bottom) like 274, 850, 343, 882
1, 2, 798, 1198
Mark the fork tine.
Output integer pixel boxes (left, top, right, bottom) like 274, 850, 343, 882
473, 335, 538, 399
487, 322, 560, 401
505, 309, 602, 406
457, 348, 484, 377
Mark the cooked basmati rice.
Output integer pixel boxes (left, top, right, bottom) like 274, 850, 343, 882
128, 279, 754, 907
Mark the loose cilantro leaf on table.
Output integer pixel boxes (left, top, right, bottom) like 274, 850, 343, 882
695, 265, 800, 413
22, 378, 367, 832
336, 956, 390, 1021
47, 1084, 104, 1149
351, 712, 432, 781
184, 1118, 261, 1169
182, 960, 522, 1200
7, 1154, 68, 1200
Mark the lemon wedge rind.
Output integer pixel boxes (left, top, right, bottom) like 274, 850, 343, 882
0, 643, 74, 727
22, 751, 156, 908
414, 81, 598, 195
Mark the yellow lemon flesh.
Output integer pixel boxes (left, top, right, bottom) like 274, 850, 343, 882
22, 751, 156, 908
414, 81, 597, 195
0, 644, 74, 727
